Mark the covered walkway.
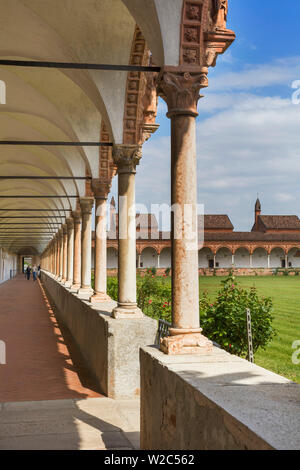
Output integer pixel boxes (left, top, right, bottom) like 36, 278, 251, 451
0, 275, 101, 402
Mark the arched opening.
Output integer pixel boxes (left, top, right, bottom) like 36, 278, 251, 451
252, 248, 268, 268
216, 247, 232, 269
198, 247, 214, 268
270, 247, 285, 268
234, 248, 250, 268
140, 247, 158, 269
107, 247, 118, 269
288, 248, 300, 268
160, 248, 171, 269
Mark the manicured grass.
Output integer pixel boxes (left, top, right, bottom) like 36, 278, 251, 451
198, 276, 300, 384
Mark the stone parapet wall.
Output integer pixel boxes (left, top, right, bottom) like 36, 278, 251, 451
140, 346, 300, 450
41, 271, 157, 399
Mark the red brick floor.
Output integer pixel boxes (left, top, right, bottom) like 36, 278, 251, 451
0, 275, 101, 402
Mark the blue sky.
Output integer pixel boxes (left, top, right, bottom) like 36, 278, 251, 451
111, 0, 300, 231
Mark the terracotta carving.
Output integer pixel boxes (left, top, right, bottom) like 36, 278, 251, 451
213, 0, 228, 30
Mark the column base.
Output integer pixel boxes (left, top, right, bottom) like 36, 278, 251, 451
70, 283, 80, 293
160, 328, 213, 355
64, 280, 73, 288
60, 278, 67, 285
77, 287, 94, 299
112, 303, 144, 319
90, 292, 112, 303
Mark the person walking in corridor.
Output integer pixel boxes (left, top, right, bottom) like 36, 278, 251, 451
32, 265, 38, 281
26, 266, 31, 280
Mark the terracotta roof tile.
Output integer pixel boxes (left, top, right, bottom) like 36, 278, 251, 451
259, 215, 300, 230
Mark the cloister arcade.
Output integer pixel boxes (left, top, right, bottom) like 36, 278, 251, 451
1, 0, 298, 451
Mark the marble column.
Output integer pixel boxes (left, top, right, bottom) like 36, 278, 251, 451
61, 223, 68, 283
285, 253, 288, 269
90, 179, 111, 303
78, 197, 94, 297
111, 145, 143, 318
267, 254, 271, 269
250, 253, 253, 269
58, 228, 63, 281
55, 233, 60, 279
65, 217, 74, 288
70, 211, 81, 292
157, 69, 212, 354
232, 253, 235, 267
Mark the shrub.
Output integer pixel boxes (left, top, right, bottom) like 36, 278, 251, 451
199, 274, 276, 358
164, 267, 171, 276
137, 272, 171, 321
107, 277, 118, 301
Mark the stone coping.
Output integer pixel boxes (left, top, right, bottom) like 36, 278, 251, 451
141, 346, 300, 450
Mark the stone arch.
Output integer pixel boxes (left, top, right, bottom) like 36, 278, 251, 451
198, 247, 214, 268
252, 247, 268, 268
234, 247, 250, 268
215, 247, 232, 269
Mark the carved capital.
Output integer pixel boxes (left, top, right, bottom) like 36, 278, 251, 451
66, 217, 74, 231
157, 69, 208, 117
91, 179, 111, 200
112, 144, 142, 174
62, 223, 67, 235
71, 210, 81, 225
79, 197, 94, 215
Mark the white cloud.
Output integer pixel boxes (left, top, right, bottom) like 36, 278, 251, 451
209, 56, 300, 91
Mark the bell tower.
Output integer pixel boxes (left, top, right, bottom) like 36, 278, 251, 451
254, 198, 261, 230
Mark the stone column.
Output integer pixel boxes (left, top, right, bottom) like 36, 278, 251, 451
55, 233, 60, 279
90, 180, 111, 303
78, 197, 94, 297
61, 224, 68, 283
58, 228, 63, 281
232, 253, 235, 267
267, 253, 271, 269
112, 145, 143, 318
285, 253, 288, 269
137, 253, 141, 269
65, 218, 74, 288
213, 254, 216, 269
157, 69, 212, 354
70, 211, 81, 292
250, 253, 253, 269
157, 253, 160, 269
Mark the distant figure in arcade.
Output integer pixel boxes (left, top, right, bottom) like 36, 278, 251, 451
37, 265, 41, 278
32, 265, 38, 281
26, 265, 31, 280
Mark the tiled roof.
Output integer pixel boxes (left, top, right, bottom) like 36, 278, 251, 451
200, 215, 234, 230
259, 215, 300, 230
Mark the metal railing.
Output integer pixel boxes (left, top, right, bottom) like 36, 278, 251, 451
155, 319, 171, 345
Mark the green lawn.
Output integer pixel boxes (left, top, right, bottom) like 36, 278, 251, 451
198, 276, 300, 384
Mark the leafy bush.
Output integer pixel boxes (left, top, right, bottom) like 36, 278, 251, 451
199, 274, 276, 358
164, 267, 171, 276
137, 272, 171, 321
107, 277, 118, 301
